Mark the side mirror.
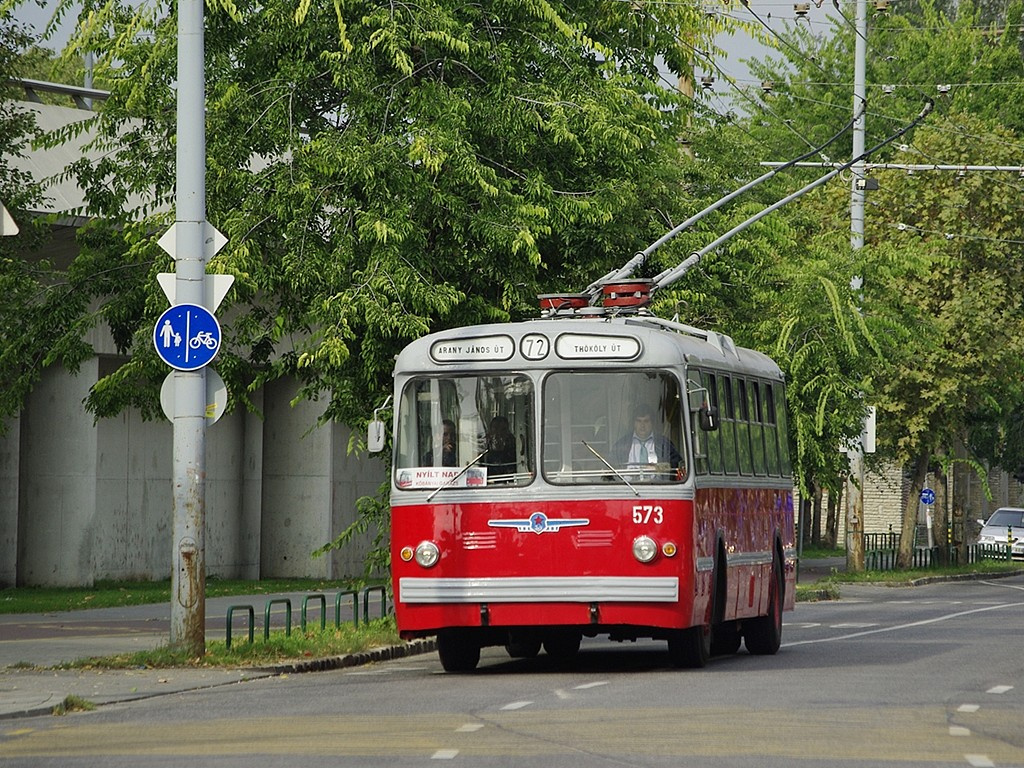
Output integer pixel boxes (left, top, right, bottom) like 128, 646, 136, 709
976, 519, 986, 527
367, 419, 386, 453
367, 395, 392, 453
698, 403, 719, 432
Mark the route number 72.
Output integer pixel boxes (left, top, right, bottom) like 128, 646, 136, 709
632, 505, 664, 524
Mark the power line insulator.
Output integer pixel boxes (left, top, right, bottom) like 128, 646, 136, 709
873, 0, 890, 13
701, 75, 715, 90
882, 84, 895, 95
937, 84, 952, 95
794, 2, 811, 16
761, 80, 774, 93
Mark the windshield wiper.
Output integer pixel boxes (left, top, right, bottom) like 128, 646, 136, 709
426, 450, 488, 502
581, 440, 640, 496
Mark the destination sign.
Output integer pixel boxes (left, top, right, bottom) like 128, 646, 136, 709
429, 335, 515, 363
555, 333, 641, 360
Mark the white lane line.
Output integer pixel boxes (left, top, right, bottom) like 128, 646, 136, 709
431, 749, 459, 759
965, 755, 994, 767
574, 681, 609, 690
987, 685, 1013, 694
785, 602, 1024, 646
456, 723, 484, 732
949, 726, 971, 736
831, 623, 879, 629
958, 704, 980, 713
501, 701, 533, 710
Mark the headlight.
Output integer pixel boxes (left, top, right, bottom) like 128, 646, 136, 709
414, 541, 440, 568
633, 536, 658, 563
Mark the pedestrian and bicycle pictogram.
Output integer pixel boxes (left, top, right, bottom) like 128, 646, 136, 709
153, 303, 221, 371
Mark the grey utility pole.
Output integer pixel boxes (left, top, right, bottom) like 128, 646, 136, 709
846, 0, 868, 573
170, 0, 209, 654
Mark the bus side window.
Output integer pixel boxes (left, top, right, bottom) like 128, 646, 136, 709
749, 380, 766, 476
701, 371, 724, 474
719, 375, 739, 474
763, 382, 781, 475
735, 378, 753, 475
774, 383, 793, 476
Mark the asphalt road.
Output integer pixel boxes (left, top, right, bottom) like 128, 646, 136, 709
2, 575, 1023, 768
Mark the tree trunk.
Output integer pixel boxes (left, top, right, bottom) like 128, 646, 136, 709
932, 460, 950, 566
825, 483, 841, 549
898, 454, 930, 569
811, 482, 823, 547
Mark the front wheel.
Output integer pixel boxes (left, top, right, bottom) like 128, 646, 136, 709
437, 629, 481, 672
744, 557, 783, 655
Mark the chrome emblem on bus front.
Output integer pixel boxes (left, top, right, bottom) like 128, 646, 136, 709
487, 512, 590, 534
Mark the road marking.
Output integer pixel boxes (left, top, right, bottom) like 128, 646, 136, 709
958, 704, 980, 713
456, 723, 484, 732
785, 601, 1024, 646
431, 749, 459, 759
949, 726, 971, 736
831, 623, 878, 629
501, 701, 533, 710
986, 685, 1013, 695
965, 755, 994, 767
574, 681, 609, 690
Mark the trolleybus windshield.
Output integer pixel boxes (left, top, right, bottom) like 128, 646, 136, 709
395, 374, 535, 489
542, 370, 686, 484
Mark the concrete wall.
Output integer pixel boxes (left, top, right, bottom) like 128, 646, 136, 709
0, 416, 20, 586
17, 360, 100, 586
5, 359, 382, 587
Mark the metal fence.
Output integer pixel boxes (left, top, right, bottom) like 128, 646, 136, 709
863, 531, 1013, 571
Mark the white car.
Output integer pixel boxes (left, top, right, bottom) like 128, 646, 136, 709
976, 507, 1024, 560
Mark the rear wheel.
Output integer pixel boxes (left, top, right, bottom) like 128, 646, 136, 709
711, 621, 742, 656
667, 624, 711, 668
543, 631, 582, 662
744, 556, 783, 655
505, 631, 542, 659
437, 629, 481, 672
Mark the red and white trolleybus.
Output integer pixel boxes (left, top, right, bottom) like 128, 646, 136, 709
377, 285, 795, 671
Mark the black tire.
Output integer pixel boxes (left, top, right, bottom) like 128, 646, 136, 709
437, 629, 481, 672
543, 630, 582, 661
744, 556, 783, 655
667, 624, 711, 668
711, 621, 742, 656
505, 634, 542, 659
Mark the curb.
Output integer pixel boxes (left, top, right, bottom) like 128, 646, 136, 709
260, 638, 438, 674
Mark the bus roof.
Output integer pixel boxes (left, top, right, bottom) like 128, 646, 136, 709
393, 314, 783, 381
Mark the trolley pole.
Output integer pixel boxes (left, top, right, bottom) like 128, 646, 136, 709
846, 0, 868, 572
170, 0, 208, 655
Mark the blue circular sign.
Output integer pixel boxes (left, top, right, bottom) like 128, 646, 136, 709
153, 303, 221, 371
919, 488, 936, 505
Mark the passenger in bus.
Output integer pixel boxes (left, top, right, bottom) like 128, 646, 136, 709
483, 415, 517, 479
425, 419, 458, 467
611, 405, 682, 471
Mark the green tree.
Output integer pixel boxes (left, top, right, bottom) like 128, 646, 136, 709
740, 0, 1024, 566
6, 0, 750, 569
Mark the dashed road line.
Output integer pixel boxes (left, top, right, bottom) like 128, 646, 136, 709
986, 685, 1013, 695
949, 726, 971, 736
431, 749, 459, 759
501, 700, 533, 710
958, 704, 980, 713
456, 723, 484, 732
964, 754, 995, 767
574, 681, 609, 690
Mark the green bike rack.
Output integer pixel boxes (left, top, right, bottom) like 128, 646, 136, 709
264, 598, 293, 640
361, 585, 388, 623
226, 604, 255, 649
334, 590, 358, 628
301, 593, 326, 632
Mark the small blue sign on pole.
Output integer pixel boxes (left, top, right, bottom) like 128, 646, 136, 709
919, 488, 936, 505
153, 303, 221, 371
